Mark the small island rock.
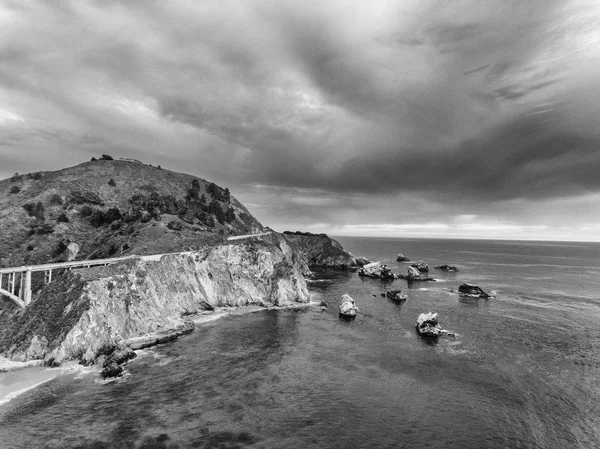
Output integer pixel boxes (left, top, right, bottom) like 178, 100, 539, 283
358, 262, 395, 279
435, 265, 459, 272
411, 261, 429, 273
415, 312, 454, 337
396, 253, 410, 262
458, 283, 491, 298
386, 290, 407, 301
396, 266, 435, 281
339, 294, 359, 316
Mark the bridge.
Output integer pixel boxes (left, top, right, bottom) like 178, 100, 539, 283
0, 232, 272, 309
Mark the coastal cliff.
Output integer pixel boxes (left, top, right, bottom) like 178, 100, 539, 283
282, 231, 356, 269
0, 236, 309, 364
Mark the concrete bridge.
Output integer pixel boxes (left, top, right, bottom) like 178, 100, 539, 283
0, 232, 273, 309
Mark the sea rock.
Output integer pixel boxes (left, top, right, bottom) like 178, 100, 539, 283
396, 266, 435, 281
386, 290, 407, 301
458, 283, 491, 298
102, 346, 137, 367
355, 257, 371, 267
396, 253, 410, 262
415, 312, 454, 337
101, 362, 123, 378
358, 262, 395, 279
411, 261, 429, 272
66, 242, 80, 261
435, 265, 459, 272
339, 294, 358, 316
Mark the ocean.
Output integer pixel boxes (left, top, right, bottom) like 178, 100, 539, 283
1, 237, 600, 448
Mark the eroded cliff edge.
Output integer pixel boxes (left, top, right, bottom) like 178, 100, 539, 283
0, 236, 310, 364
282, 231, 356, 269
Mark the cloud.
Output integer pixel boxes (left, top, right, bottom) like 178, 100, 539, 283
1, 0, 600, 238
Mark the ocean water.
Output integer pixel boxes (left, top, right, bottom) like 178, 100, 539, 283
1, 237, 600, 448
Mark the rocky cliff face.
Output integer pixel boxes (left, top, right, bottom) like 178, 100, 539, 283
282, 232, 356, 269
0, 236, 309, 364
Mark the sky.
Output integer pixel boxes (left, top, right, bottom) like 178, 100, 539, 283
1, 0, 600, 241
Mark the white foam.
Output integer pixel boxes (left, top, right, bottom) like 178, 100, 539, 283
0, 378, 54, 406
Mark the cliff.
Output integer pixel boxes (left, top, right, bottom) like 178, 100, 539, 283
0, 235, 309, 364
282, 231, 356, 269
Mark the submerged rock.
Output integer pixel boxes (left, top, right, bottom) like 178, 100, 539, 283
339, 294, 358, 317
435, 265, 459, 272
411, 261, 429, 273
415, 312, 454, 338
358, 262, 395, 279
458, 283, 491, 298
396, 253, 410, 262
386, 290, 407, 301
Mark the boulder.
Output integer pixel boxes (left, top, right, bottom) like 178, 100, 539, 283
101, 362, 123, 378
66, 242, 80, 261
458, 283, 490, 298
415, 312, 454, 337
396, 253, 410, 262
339, 294, 358, 317
103, 346, 137, 368
358, 262, 395, 279
355, 257, 371, 267
434, 264, 459, 272
396, 266, 435, 281
386, 290, 407, 301
411, 261, 429, 272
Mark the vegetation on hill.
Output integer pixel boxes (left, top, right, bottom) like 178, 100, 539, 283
0, 159, 263, 270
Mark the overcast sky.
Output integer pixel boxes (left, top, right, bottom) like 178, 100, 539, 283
1, 0, 600, 241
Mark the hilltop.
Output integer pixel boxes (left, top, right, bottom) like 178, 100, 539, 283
0, 157, 263, 268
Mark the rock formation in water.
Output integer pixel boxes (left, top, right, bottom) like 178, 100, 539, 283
411, 261, 429, 272
354, 257, 371, 267
0, 233, 310, 365
396, 253, 410, 262
434, 265, 459, 272
339, 294, 358, 316
397, 266, 434, 281
458, 283, 491, 298
282, 231, 356, 269
358, 262, 396, 279
415, 312, 454, 337
386, 290, 407, 301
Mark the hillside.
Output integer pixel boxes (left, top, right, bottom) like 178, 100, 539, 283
282, 231, 357, 269
0, 158, 263, 269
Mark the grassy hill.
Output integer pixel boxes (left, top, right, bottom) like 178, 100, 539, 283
0, 158, 263, 269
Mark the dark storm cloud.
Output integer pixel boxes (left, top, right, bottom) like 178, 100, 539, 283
1, 0, 600, 238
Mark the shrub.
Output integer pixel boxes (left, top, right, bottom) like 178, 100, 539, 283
69, 190, 104, 206
57, 213, 69, 223
23, 202, 45, 220
10, 173, 21, 182
32, 172, 42, 180
26, 244, 34, 251
100, 154, 114, 161
36, 223, 54, 235
49, 194, 63, 205
108, 178, 116, 187
157, 165, 162, 170
167, 221, 183, 231
9, 185, 20, 194
91, 157, 98, 162
79, 205, 94, 217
